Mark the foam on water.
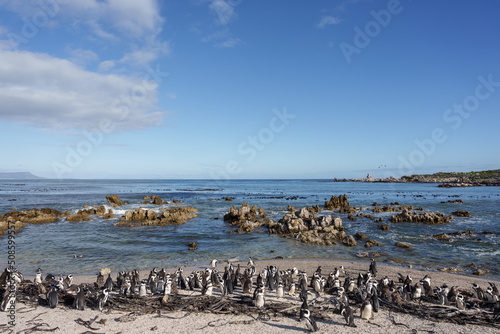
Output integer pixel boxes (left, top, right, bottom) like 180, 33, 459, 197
0, 179, 499, 278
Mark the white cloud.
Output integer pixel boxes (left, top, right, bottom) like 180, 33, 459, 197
209, 0, 237, 25
66, 48, 99, 66
0, 49, 167, 131
218, 37, 241, 48
98, 60, 116, 72
317, 15, 341, 28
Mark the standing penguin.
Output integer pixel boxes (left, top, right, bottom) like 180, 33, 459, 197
371, 289, 380, 313
139, 281, 147, 297
74, 286, 86, 311
97, 288, 109, 312
360, 298, 374, 320
299, 291, 319, 332
341, 303, 356, 328
96, 272, 104, 288
276, 281, 284, 298
1, 281, 17, 312
201, 279, 213, 296
254, 287, 265, 309
34, 268, 43, 285
64, 274, 74, 289
456, 293, 466, 310
104, 274, 113, 291
369, 258, 377, 277
47, 284, 59, 309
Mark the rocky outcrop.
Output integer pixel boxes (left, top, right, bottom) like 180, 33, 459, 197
389, 210, 453, 224
324, 194, 350, 210
223, 203, 269, 233
395, 242, 413, 249
115, 206, 198, 227
266, 207, 345, 245
452, 210, 471, 217
342, 235, 358, 247
354, 232, 369, 240
0, 208, 64, 225
106, 194, 125, 207
0, 208, 66, 234
66, 213, 92, 222
365, 239, 381, 248
378, 224, 391, 231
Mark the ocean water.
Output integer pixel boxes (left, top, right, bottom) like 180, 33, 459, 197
1, 179, 499, 279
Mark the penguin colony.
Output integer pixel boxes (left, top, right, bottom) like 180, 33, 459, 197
1, 259, 499, 332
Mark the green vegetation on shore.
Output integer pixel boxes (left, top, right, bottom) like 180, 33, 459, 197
401, 169, 500, 184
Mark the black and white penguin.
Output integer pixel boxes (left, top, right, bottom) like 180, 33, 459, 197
74, 286, 86, 311
96, 272, 104, 288
472, 283, 485, 300
254, 286, 265, 309
121, 276, 132, 296
97, 288, 109, 312
201, 278, 213, 296
35, 268, 43, 285
104, 274, 113, 291
435, 286, 449, 305
340, 303, 356, 327
149, 272, 158, 294
311, 272, 322, 294
1, 281, 16, 312
64, 274, 73, 289
210, 259, 218, 269
47, 284, 59, 309
139, 281, 147, 297
276, 281, 284, 298
360, 298, 374, 320
369, 258, 377, 277
456, 293, 466, 310
299, 292, 318, 332
299, 272, 308, 292
413, 282, 422, 300
489, 282, 499, 299
164, 276, 172, 295
247, 257, 255, 267
371, 289, 380, 313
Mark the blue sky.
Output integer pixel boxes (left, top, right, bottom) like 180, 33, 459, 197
0, 0, 499, 179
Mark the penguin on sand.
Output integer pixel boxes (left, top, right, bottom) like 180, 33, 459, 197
35, 268, 43, 285
73, 286, 86, 311
97, 288, 109, 312
360, 298, 374, 320
340, 303, 356, 327
1, 281, 17, 312
47, 284, 59, 309
104, 274, 114, 291
369, 258, 377, 277
299, 291, 319, 332
254, 286, 265, 309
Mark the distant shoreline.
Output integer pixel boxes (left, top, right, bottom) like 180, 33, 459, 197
331, 169, 500, 187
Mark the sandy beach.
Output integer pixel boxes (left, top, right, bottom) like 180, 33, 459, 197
6, 258, 499, 334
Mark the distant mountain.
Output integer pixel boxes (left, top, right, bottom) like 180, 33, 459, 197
0, 172, 44, 179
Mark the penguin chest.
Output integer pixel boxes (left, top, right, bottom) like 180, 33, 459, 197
255, 295, 265, 308
361, 304, 373, 319
276, 287, 284, 298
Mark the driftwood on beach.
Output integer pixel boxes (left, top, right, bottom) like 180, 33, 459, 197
13, 278, 500, 331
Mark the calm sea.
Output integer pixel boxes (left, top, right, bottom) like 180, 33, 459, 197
1, 179, 499, 278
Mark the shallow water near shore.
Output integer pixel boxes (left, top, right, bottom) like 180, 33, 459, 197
1, 179, 499, 278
